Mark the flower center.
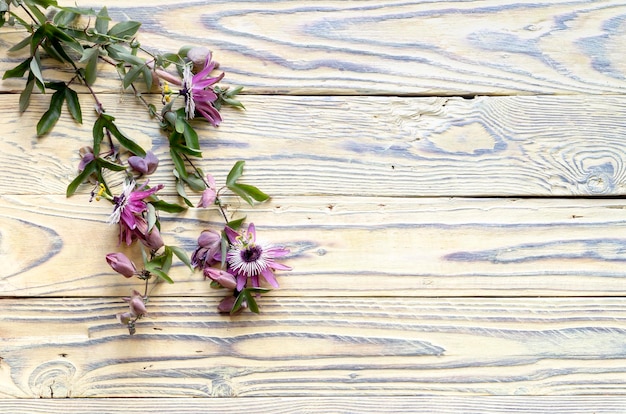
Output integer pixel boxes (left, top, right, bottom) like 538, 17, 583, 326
241, 245, 262, 263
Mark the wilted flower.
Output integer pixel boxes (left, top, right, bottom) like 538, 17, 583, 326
180, 53, 224, 125
197, 174, 217, 208
117, 289, 147, 327
225, 223, 291, 291
106, 252, 137, 278
134, 217, 164, 251
78, 146, 95, 172
191, 229, 221, 269
108, 181, 164, 245
128, 151, 159, 175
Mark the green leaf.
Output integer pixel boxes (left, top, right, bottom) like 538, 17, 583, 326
232, 183, 270, 202
182, 173, 205, 192
141, 65, 153, 90
84, 47, 99, 86
25, 3, 46, 24
170, 147, 188, 178
182, 119, 200, 151
150, 199, 187, 214
174, 114, 185, 134
231, 291, 246, 315
169, 245, 192, 270
92, 115, 106, 155
36, 89, 65, 135
123, 64, 142, 89
226, 160, 245, 186
66, 160, 96, 197
29, 56, 45, 86
107, 120, 146, 156
3, 58, 31, 79
146, 202, 157, 232
95, 6, 109, 35
226, 216, 246, 230
107, 20, 141, 39
161, 248, 173, 275
96, 157, 126, 171
8, 36, 31, 52
244, 290, 259, 314
150, 268, 174, 284
19, 74, 35, 112
53, 9, 78, 26
64, 87, 82, 123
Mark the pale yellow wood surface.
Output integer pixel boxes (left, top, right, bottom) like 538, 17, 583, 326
1, 0, 626, 410
2, 297, 626, 397
2, 0, 626, 95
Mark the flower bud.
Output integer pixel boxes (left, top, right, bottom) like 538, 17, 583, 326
124, 290, 147, 317
134, 218, 164, 251
128, 151, 159, 175
204, 268, 237, 289
187, 46, 214, 72
106, 252, 137, 278
197, 187, 216, 208
217, 295, 246, 314
198, 229, 220, 248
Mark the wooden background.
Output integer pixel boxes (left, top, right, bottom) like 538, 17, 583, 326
2, 0, 626, 412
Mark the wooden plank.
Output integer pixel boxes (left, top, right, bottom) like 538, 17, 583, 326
1, 397, 626, 413
2, 195, 626, 297
1, 297, 625, 397
2, 1, 626, 95
2, 94, 626, 197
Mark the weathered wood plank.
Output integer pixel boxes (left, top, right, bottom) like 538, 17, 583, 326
2, 94, 626, 197
1, 297, 625, 397
1, 396, 626, 413
2, 195, 626, 297
2, 1, 626, 95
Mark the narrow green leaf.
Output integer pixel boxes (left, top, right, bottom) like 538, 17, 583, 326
146, 202, 157, 232
182, 120, 200, 151
233, 183, 270, 202
3, 58, 31, 79
244, 291, 259, 314
141, 65, 153, 91
226, 217, 246, 230
8, 35, 31, 52
53, 9, 77, 26
96, 157, 126, 171
79, 47, 99, 63
107, 121, 146, 156
226, 160, 245, 186
227, 184, 253, 206
150, 268, 174, 284
25, 3, 46, 24
95, 6, 109, 35
92, 115, 106, 155
161, 248, 173, 275
150, 199, 187, 214
231, 291, 246, 315
29, 56, 45, 86
122, 64, 142, 89
107, 20, 141, 39
36, 89, 65, 135
170, 147, 188, 178
84, 48, 98, 86
66, 161, 96, 197
64, 87, 82, 123
183, 174, 205, 192
174, 114, 185, 134
19, 74, 35, 112
169, 245, 192, 269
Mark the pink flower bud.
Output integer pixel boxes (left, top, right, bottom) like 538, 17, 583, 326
128, 151, 159, 175
134, 218, 164, 251
106, 252, 137, 278
197, 187, 216, 208
198, 229, 220, 248
125, 289, 147, 317
217, 295, 246, 314
204, 268, 237, 289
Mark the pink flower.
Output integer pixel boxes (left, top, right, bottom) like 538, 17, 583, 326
225, 223, 291, 291
106, 252, 137, 278
180, 53, 224, 126
108, 181, 164, 245
197, 174, 217, 208
204, 268, 237, 289
117, 289, 147, 326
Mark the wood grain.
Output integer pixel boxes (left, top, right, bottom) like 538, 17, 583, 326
1, 297, 626, 397
2, 0, 626, 95
2, 195, 626, 297
1, 397, 626, 413
2, 94, 626, 197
